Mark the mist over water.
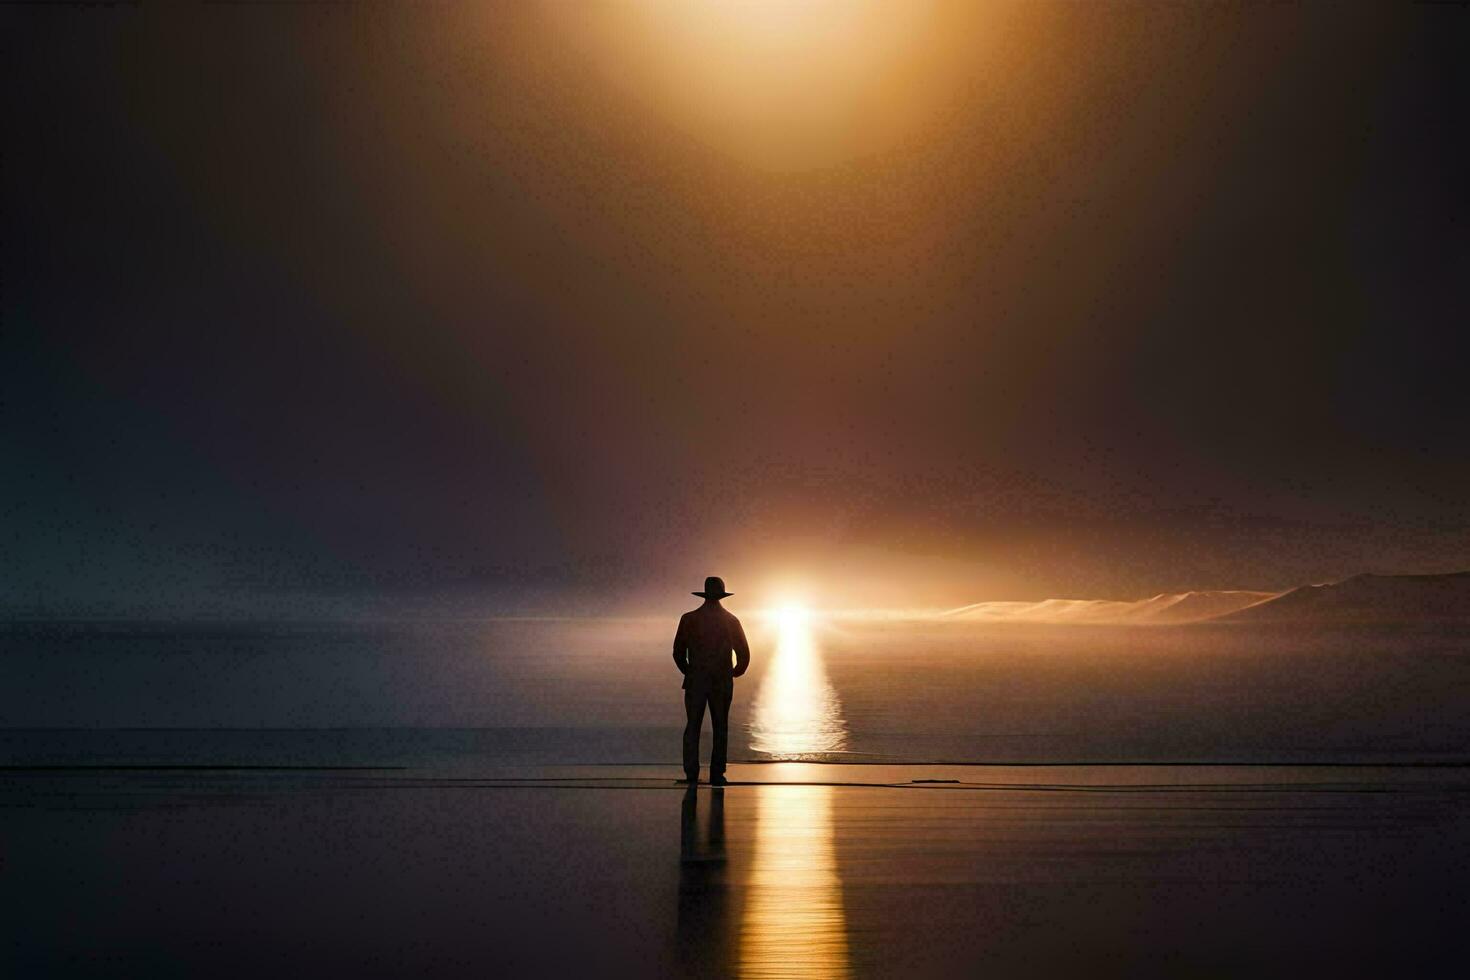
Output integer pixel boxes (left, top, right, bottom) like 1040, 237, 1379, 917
3, 617, 1468, 766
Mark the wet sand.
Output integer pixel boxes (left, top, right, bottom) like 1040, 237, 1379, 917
6, 763, 1468, 977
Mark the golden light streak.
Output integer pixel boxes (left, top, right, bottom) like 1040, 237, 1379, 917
739, 784, 851, 979
750, 604, 847, 758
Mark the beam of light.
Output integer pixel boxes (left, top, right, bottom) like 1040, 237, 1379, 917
560, 0, 943, 171
749, 604, 847, 758
740, 783, 851, 979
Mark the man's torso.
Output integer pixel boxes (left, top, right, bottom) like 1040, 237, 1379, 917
678, 606, 739, 687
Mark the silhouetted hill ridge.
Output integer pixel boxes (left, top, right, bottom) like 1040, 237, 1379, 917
1213, 571, 1470, 624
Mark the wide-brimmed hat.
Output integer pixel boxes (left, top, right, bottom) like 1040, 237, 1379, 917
692, 576, 733, 599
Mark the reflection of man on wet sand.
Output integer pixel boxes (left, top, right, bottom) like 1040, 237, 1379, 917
676, 785, 731, 974
680, 785, 726, 864
673, 577, 751, 786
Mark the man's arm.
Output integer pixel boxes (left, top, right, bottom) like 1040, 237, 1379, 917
731, 616, 750, 678
672, 614, 689, 675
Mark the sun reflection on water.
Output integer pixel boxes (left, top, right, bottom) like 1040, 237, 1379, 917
740, 784, 851, 979
750, 607, 847, 758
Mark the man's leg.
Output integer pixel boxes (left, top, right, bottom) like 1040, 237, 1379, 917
683, 686, 708, 781
708, 683, 733, 780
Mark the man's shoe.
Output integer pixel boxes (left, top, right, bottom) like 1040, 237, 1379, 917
710, 774, 729, 787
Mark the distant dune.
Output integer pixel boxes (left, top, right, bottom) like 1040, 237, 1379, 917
1212, 571, 1470, 625
943, 570, 1470, 626
944, 590, 1277, 626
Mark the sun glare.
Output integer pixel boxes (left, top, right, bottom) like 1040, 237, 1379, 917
550, 0, 943, 171
774, 604, 809, 632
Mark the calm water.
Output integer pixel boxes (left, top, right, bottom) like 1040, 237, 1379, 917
4, 616, 1467, 766
6, 617, 1469, 977
6, 762, 1468, 978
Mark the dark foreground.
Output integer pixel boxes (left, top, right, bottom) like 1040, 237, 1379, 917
5, 763, 1468, 978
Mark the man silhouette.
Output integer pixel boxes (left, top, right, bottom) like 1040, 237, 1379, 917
673, 576, 750, 786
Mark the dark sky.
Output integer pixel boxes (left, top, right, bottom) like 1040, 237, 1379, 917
4, 2, 1467, 615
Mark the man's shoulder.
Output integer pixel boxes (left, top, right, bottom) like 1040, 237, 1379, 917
684, 605, 739, 622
